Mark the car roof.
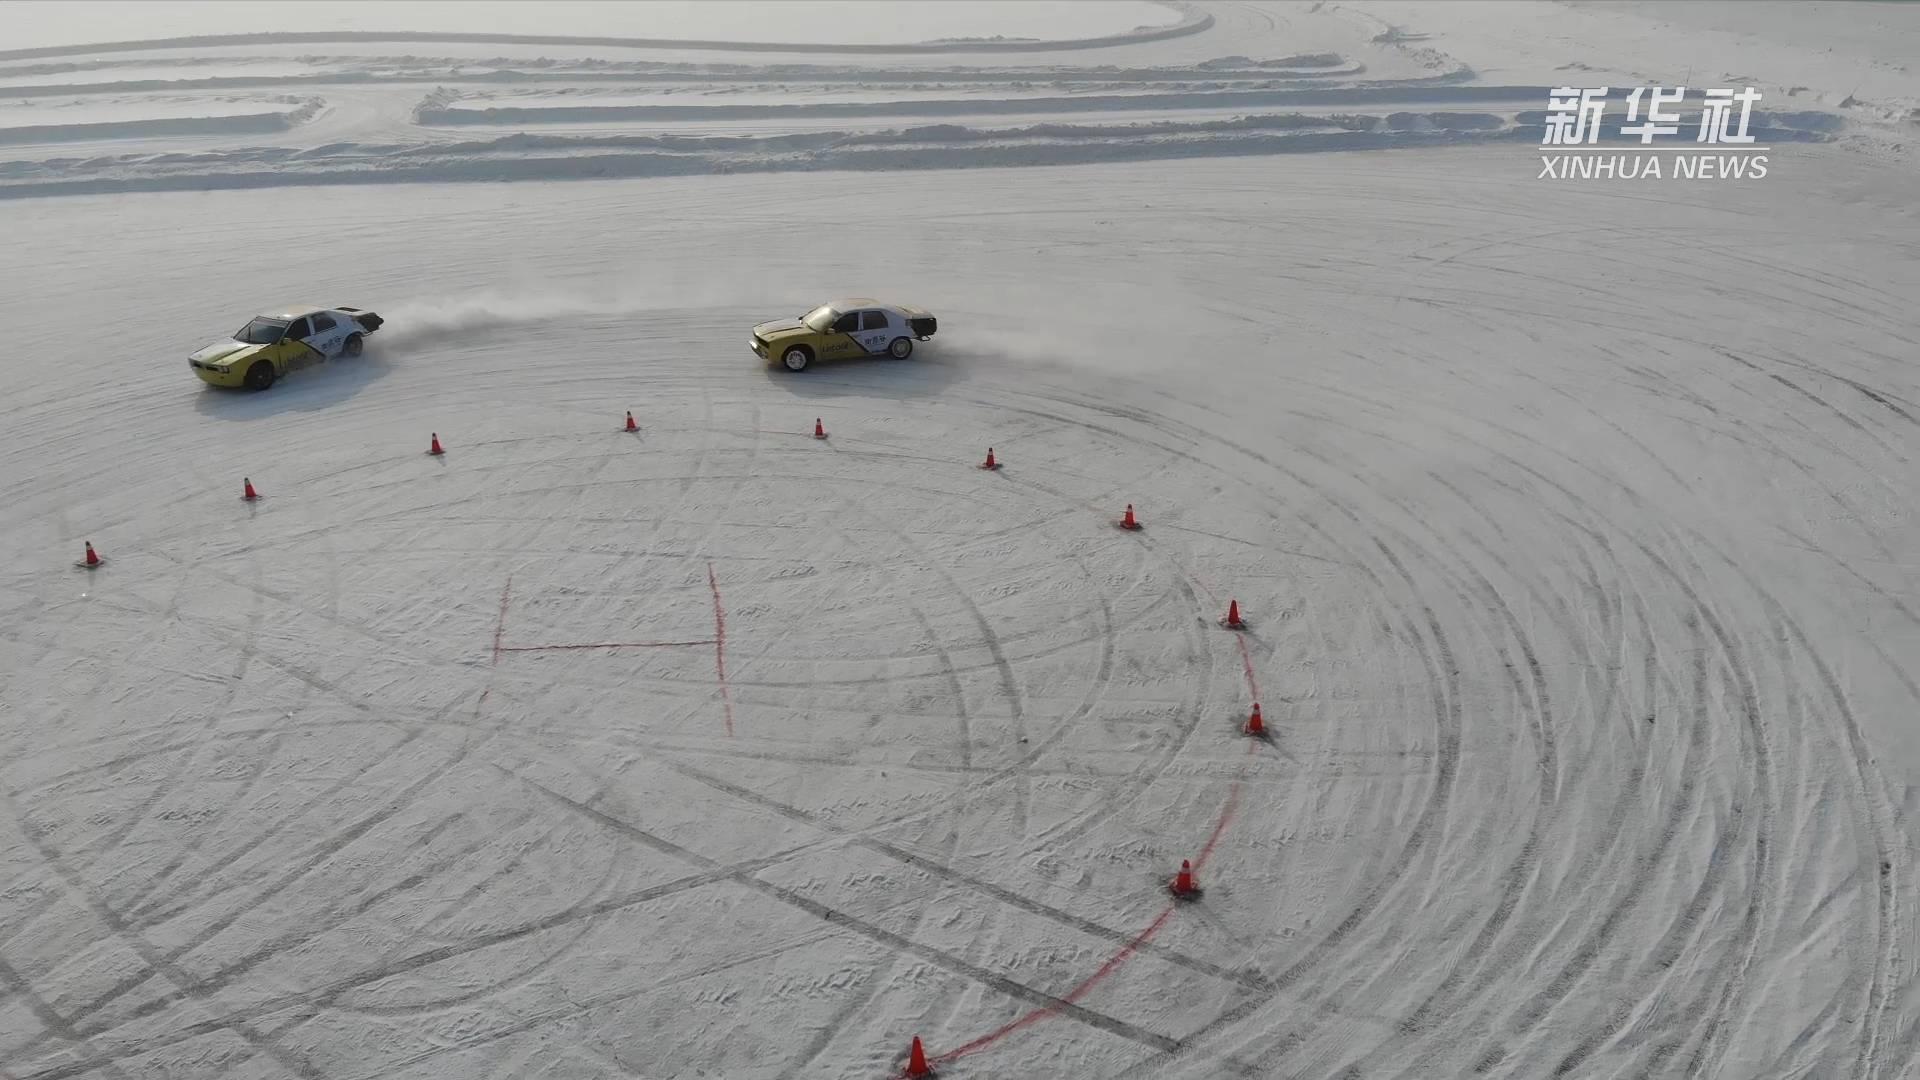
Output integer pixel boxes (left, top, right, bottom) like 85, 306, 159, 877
830, 297, 886, 311
259, 305, 327, 320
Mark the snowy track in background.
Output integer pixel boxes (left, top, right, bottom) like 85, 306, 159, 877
0, 0, 1833, 199
2, 3, 1919, 1079
0, 0, 1894, 199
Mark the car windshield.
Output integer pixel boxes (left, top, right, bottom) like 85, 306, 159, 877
802, 305, 838, 333
233, 317, 289, 344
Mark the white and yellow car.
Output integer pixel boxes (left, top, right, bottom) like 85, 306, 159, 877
751, 299, 937, 372
189, 305, 383, 390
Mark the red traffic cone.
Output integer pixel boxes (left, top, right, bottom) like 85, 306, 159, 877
1170, 858, 1200, 899
1119, 503, 1140, 530
242, 477, 259, 501
81, 541, 101, 568
1245, 702, 1265, 737
905, 1035, 934, 1078
814, 418, 827, 440
980, 447, 999, 470
428, 433, 444, 456
625, 411, 638, 433
1223, 599, 1245, 630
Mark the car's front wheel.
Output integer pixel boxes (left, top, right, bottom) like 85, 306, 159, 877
887, 337, 913, 360
782, 346, 812, 372
341, 333, 363, 357
244, 360, 276, 391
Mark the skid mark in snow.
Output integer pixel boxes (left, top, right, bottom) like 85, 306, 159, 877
707, 561, 734, 739
0, 913, 139, 1080
935, 904, 1181, 1063
935, 764, 1251, 1069
496, 638, 717, 653
489, 573, 512, 665
664, 760, 1263, 990
517, 775, 1184, 1053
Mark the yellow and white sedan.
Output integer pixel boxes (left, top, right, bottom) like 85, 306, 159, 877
751, 298, 937, 372
188, 305, 384, 390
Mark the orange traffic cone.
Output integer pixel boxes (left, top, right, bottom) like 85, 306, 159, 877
81, 541, 101, 568
905, 1035, 933, 1078
428, 433, 444, 456
242, 477, 259, 501
1170, 858, 1200, 899
980, 447, 999, 470
625, 411, 638, 433
1118, 503, 1140, 530
1223, 599, 1245, 630
814, 418, 828, 440
1245, 703, 1265, 737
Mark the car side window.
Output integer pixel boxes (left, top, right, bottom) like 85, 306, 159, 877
860, 310, 888, 331
285, 317, 312, 339
832, 311, 861, 333
311, 313, 337, 332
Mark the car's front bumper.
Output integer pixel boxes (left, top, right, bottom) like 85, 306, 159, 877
189, 359, 246, 387
750, 336, 769, 360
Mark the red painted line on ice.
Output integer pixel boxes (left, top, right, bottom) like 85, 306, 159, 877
497, 639, 716, 653
935, 905, 1178, 1065
707, 560, 734, 738
925, 597, 1263, 1069
490, 574, 513, 666
1195, 778, 1243, 871
931, 775, 1244, 1068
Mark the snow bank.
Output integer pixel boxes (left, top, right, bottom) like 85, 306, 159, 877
0, 97, 320, 145
416, 83, 1524, 125
0, 113, 1534, 199
0, 2, 1208, 59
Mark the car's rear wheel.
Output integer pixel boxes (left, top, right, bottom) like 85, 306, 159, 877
342, 333, 363, 357
782, 346, 812, 372
244, 360, 276, 391
887, 336, 913, 360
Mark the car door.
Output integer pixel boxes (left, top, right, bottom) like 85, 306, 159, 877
278, 316, 320, 371
307, 311, 346, 357
852, 309, 894, 355
824, 310, 865, 358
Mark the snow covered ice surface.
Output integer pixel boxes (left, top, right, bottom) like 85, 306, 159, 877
0, 2, 1917, 1078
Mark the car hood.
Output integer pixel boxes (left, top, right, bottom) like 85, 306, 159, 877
191, 340, 266, 365
753, 319, 809, 339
